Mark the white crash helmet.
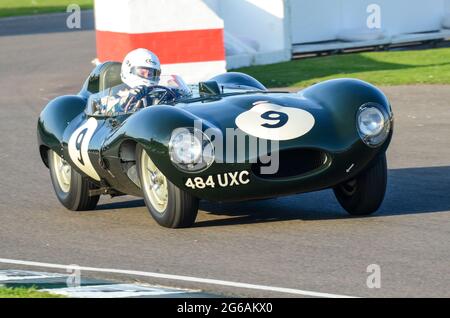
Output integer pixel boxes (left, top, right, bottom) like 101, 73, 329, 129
121, 48, 161, 87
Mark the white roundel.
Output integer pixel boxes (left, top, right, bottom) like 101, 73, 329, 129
68, 117, 101, 181
235, 102, 315, 141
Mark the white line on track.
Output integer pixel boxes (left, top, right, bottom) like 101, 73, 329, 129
0, 258, 357, 298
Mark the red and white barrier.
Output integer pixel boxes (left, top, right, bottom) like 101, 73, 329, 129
94, 0, 226, 84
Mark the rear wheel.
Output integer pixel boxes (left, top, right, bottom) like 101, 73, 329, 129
136, 145, 199, 228
333, 154, 387, 216
48, 150, 99, 211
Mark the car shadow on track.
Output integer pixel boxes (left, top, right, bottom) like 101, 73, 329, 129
95, 166, 450, 227
95, 199, 146, 211
195, 166, 450, 227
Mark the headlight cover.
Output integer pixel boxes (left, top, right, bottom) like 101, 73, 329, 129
169, 127, 215, 172
357, 103, 392, 147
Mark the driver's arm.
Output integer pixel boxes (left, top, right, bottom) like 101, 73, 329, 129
129, 85, 151, 100
122, 85, 152, 112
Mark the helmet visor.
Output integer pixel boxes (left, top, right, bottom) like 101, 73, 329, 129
131, 66, 161, 82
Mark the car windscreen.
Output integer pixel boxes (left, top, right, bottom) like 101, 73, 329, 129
86, 75, 193, 117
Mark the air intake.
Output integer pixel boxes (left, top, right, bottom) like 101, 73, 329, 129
252, 149, 328, 179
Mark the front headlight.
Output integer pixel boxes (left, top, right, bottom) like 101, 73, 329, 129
169, 127, 215, 172
357, 103, 391, 147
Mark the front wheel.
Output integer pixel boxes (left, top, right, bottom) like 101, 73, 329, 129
333, 154, 387, 216
48, 150, 99, 211
136, 145, 199, 228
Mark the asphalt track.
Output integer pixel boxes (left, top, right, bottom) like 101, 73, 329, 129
0, 12, 449, 298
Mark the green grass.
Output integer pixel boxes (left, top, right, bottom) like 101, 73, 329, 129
0, 286, 64, 298
0, 0, 93, 18
235, 48, 450, 88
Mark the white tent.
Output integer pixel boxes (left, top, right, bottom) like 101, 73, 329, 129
217, 0, 450, 67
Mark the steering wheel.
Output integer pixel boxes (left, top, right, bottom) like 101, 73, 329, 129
124, 86, 178, 113
146, 85, 178, 105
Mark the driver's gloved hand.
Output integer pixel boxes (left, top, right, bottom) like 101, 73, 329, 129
129, 85, 151, 100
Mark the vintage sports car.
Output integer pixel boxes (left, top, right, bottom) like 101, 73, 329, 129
37, 62, 393, 228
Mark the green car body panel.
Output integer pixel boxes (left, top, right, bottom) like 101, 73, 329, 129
37, 66, 393, 202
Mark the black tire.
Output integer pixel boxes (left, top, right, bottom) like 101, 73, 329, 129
48, 150, 99, 211
333, 154, 387, 216
136, 145, 199, 228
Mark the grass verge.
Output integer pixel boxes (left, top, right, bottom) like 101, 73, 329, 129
235, 47, 450, 88
0, 0, 93, 18
0, 286, 64, 298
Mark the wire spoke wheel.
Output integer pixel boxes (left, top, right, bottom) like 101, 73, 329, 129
333, 154, 387, 216
52, 151, 72, 193
339, 179, 357, 197
48, 150, 99, 211
136, 145, 199, 228
140, 150, 169, 214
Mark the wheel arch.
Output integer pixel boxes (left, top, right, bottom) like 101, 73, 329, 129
103, 105, 219, 192
37, 95, 87, 164
39, 145, 50, 168
299, 78, 391, 114
209, 72, 267, 91
299, 79, 393, 149
105, 105, 210, 161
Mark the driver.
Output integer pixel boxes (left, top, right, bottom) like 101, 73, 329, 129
98, 48, 162, 115
121, 48, 161, 95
